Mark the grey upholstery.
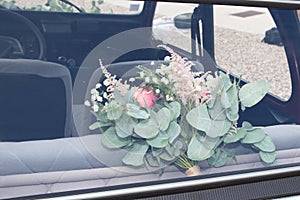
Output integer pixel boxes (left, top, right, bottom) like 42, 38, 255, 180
0, 59, 74, 141
1, 125, 300, 199
0, 134, 127, 176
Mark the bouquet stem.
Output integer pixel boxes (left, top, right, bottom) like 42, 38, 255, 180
175, 154, 200, 176
185, 165, 201, 176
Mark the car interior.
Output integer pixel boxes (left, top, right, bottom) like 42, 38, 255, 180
1, 0, 300, 199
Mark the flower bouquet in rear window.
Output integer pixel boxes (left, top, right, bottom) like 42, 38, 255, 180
87, 45, 276, 176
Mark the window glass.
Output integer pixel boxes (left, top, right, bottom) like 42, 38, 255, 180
153, 2, 196, 52
0, 0, 144, 14
154, 3, 292, 101
214, 5, 291, 101
1, 1, 299, 199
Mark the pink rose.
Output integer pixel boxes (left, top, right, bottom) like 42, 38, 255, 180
134, 88, 157, 108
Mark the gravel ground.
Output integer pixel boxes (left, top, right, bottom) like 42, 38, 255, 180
214, 27, 291, 101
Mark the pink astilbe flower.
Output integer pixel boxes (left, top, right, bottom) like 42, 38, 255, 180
99, 59, 130, 98
158, 45, 212, 106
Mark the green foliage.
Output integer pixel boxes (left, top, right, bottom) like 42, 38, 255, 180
122, 143, 149, 167
185, 72, 276, 166
186, 105, 211, 133
127, 103, 149, 119
239, 81, 270, 108
0, 0, 19, 9
91, 96, 184, 167
224, 128, 246, 144
88, 57, 276, 169
187, 133, 219, 161
259, 151, 276, 164
0, 0, 104, 13
102, 127, 131, 148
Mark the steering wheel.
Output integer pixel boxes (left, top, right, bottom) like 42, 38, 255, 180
0, 8, 46, 60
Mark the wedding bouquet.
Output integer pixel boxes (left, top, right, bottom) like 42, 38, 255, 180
87, 45, 276, 175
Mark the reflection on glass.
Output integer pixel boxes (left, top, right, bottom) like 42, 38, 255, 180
214, 6, 291, 101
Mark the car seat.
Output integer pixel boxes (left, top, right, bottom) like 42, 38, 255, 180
0, 59, 74, 141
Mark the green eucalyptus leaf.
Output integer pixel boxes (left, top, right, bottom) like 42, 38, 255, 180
208, 96, 226, 121
239, 81, 270, 107
89, 121, 112, 130
94, 110, 109, 123
160, 150, 176, 161
241, 128, 266, 144
221, 89, 231, 109
220, 72, 232, 91
259, 151, 276, 164
146, 154, 159, 167
152, 148, 163, 157
253, 135, 276, 152
134, 119, 159, 139
106, 100, 123, 120
226, 84, 239, 121
187, 134, 218, 161
164, 144, 173, 155
168, 101, 181, 120
207, 77, 221, 109
122, 143, 149, 167
114, 89, 126, 105
157, 107, 171, 131
208, 150, 228, 168
102, 127, 131, 148
224, 128, 247, 144
226, 111, 239, 122
242, 121, 254, 130
173, 140, 185, 157
206, 119, 232, 138
166, 121, 181, 144
241, 104, 246, 111
186, 104, 212, 133
147, 132, 169, 148
127, 103, 149, 119
115, 114, 136, 138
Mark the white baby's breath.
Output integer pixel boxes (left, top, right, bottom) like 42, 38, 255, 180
103, 79, 111, 86
92, 104, 99, 112
103, 92, 108, 99
97, 96, 103, 102
91, 94, 97, 101
164, 56, 171, 62
145, 77, 150, 83
161, 77, 169, 85
152, 77, 158, 83
129, 77, 135, 82
140, 71, 145, 78
95, 83, 102, 89
84, 100, 91, 107
91, 88, 98, 95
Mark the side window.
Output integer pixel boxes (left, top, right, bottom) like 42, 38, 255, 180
214, 5, 291, 101
0, 0, 144, 14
